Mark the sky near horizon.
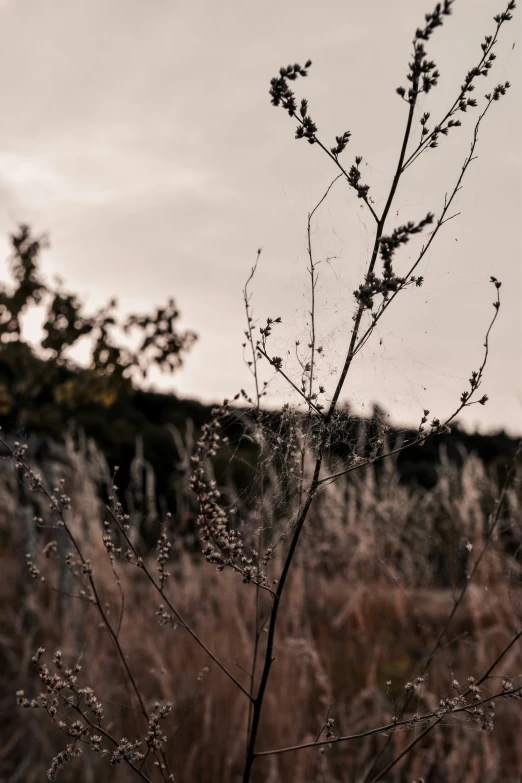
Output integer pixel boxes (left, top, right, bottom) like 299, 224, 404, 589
0, 0, 520, 434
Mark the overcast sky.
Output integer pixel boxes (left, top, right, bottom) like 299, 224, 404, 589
0, 0, 520, 434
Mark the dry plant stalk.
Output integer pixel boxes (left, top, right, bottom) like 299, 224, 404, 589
3, 434, 522, 781
4, 1, 521, 782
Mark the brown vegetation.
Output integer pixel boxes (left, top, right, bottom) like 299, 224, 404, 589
1, 437, 521, 782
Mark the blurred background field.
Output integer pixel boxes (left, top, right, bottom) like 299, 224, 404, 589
1, 424, 521, 782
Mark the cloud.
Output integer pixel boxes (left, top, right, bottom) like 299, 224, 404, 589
0, 143, 213, 211
0, 152, 111, 208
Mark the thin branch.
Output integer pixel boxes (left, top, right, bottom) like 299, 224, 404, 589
104, 506, 254, 702
243, 249, 263, 409
255, 685, 521, 758
402, 10, 512, 171
363, 438, 521, 781
367, 630, 522, 781
352, 94, 501, 362
257, 345, 325, 417
423, 440, 521, 674
243, 19, 432, 782
318, 282, 502, 486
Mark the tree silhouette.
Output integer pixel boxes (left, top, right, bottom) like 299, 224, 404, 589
0, 224, 196, 427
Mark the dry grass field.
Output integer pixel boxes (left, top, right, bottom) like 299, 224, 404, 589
1, 434, 520, 782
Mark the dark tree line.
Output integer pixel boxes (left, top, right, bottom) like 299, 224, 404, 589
0, 225, 518, 517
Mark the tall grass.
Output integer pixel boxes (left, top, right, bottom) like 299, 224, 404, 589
1, 434, 520, 782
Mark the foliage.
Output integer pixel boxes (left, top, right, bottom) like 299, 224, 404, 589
0, 224, 196, 424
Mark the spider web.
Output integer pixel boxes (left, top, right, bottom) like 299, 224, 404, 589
210, 181, 428, 561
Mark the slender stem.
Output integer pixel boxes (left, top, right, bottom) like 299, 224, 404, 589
69, 704, 154, 783
242, 468, 323, 781
326, 80, 418, 420
311, 136, 380, 223
402, 15, 507, 171
318, 283, 502, 487
255, 685, 521, 758
243, 249, 262, 409
352, 97, 496, 364
299, 175, 343, 503
363, 437, 520, 782
7, 447, 174, 778
105, 507, 253, 701
257, 345, 325, 416
242, 47, 421, 783
367, 629, 522, 781
367, 719, 443, 783
423, 440, 520, 675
